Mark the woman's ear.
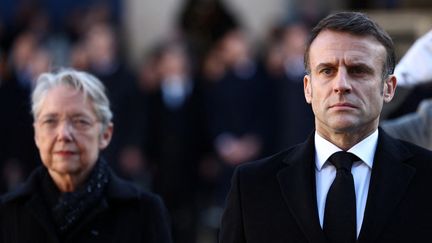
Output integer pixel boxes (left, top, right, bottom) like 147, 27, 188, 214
99, 123, 113, 149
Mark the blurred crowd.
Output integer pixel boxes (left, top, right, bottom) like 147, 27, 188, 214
1, 1, 431, 243
0, 1, 316, 242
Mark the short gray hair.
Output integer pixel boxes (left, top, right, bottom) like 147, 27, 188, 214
32, 69, 113, 131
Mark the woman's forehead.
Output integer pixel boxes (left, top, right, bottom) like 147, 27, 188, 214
38, 85, 96, 116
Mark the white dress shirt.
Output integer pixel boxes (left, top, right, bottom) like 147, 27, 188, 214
315, 130, 378, 237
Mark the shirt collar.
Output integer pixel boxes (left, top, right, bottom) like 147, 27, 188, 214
315, 129, 378, 171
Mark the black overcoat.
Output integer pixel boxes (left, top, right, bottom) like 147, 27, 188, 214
220, 128, 432, 243
0, 167, 172, 243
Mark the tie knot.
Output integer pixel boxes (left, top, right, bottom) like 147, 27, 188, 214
328, 151, 358, 171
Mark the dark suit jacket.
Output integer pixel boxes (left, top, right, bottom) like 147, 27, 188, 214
0, 166, 173, 243
219, 128, 432, 243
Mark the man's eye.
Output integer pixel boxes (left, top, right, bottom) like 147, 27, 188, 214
320, 68, 333, 75
350, 67, 364, 74
349, 66, 373, 76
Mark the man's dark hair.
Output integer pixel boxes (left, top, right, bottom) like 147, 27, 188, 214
304, 12, 395, 78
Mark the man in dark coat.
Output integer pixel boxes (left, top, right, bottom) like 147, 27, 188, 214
219, 12, 432, 243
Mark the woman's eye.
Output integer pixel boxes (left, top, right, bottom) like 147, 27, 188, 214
42, 119, 57, 125
72, 118, 92, 129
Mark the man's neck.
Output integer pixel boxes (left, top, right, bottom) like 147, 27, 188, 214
316, 127, 378, 151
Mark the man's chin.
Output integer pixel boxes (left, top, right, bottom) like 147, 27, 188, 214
331, 122, 359, 134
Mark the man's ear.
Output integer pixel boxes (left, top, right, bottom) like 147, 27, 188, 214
99, 123, 113, 149
383, 74, 397, 103
304, 74, 312, 104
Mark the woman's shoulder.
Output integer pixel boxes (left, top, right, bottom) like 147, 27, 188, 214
106, 171, 171, 228
106, 169, 164, 206
0, 167, 45, 206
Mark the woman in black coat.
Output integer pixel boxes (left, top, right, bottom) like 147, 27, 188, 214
0, 69, 172, 243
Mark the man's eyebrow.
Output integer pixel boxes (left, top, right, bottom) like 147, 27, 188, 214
347, 63, 375, 72
315, 63, 334, 71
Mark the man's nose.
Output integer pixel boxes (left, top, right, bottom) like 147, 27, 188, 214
333, 68, 352, 94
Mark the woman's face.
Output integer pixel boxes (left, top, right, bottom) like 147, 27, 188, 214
34, 85, 112, 181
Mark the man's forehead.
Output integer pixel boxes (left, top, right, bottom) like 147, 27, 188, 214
309, 30, 386, 65
313, 52, 374, 65
311, 30, 385, 50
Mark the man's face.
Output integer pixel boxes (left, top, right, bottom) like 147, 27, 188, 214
304, 30, 396, 138
34, 85, 112, 179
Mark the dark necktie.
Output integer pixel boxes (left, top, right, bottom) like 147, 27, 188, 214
323, 151, 358, 243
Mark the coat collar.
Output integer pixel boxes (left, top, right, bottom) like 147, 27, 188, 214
1, 162, 143, 242
276, 129, 415, 243
277, 132, 328, 243
2, 163, 141, 204
357, 128, 415, 243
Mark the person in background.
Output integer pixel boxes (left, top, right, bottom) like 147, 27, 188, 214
83, 22, 143, 176
219, 12, 432, 243
383, 29, 432, 119
381, 98, 432, 150
0, 31, 48, 193
393, 29, 432, 87
142, 41, 206, 243
380, 29, 432, 151
201, 28, 273, 230
263, 22, 314, 151
0, 69, 172, 243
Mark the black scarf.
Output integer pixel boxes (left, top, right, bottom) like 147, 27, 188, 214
41, 159, 110, 235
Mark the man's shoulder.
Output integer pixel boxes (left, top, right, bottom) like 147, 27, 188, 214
379, 129, 432, 173
397, 138, 432, 165
236, 143, 304, 178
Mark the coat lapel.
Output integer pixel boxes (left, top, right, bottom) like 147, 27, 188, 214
277, 134, 328, 243
358, 129, 415, 243
20, 169, 61, 243
26, 195, 60, 243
